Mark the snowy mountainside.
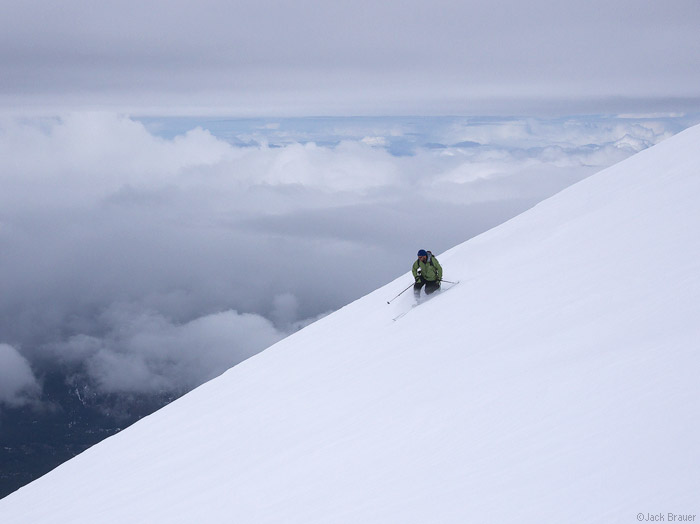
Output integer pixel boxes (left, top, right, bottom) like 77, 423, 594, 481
1, 124, 700, 523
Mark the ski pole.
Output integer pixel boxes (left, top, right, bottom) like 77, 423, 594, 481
440, 279, 458, 284
387, 283, 414, 304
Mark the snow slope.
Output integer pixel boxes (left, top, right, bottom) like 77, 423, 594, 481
2, 124, 700, 523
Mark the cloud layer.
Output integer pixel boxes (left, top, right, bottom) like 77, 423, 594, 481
1, 1, 699, 114
0, 344, 40, 407
0, 112, 692, 403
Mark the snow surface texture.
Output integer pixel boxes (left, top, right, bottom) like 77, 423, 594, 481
2, 125, 699, 523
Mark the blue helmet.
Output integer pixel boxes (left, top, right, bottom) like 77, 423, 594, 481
417, 249, 428, 257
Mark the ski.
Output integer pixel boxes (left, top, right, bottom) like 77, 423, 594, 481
392, 302, 419, 321
392, 280, 460, 321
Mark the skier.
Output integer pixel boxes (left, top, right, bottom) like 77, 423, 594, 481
412, 249, 442, 299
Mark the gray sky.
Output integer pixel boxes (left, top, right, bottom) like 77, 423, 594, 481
2, 0, 699, 115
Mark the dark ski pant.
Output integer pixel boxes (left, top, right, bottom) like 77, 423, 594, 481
414, 278, 440, 297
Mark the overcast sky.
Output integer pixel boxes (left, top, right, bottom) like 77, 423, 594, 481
1, 0, 699, 115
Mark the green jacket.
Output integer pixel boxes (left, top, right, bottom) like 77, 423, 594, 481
412, 253, 442, 282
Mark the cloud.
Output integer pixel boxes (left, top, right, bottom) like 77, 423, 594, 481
0, 112, 691, 401
48, 306, 284, 394
0, 344, 40, 407
270, 293, 300, 331
0, 1, 699, 114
